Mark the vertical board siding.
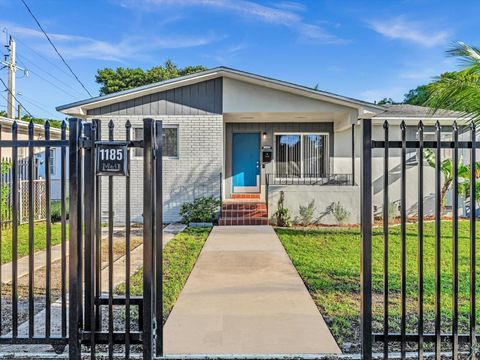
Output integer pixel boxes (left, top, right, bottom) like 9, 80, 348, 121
86, 78, 223, 116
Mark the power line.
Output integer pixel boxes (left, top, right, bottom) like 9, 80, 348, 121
17, 54, 85, 97
14, 37, 77, 81
18, 94, 60, 119
0, 77, 33, 117
18, 0, 93, 98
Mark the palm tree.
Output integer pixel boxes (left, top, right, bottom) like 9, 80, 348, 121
424, 149, 470, 209
426, 42, 480, 122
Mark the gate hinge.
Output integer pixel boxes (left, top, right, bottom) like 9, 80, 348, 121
79, 138, 93, 149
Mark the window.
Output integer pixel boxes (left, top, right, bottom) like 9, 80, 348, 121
134, 125, 179, 158
275, 133, 328, 178
49, 148, 56, 175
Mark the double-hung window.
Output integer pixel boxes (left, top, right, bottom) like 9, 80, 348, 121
134, 125, 179, 158
49, 148, 56, 175
274, 133, 329, 178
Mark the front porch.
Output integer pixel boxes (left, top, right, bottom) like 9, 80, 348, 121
220, 113, 358, 225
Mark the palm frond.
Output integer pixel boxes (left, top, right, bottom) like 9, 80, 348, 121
447, 41, 480, 71
426, 69, 480, 122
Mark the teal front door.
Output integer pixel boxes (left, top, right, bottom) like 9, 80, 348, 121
232, 133, 260, 192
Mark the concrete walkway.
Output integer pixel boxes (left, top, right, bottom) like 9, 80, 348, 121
0, 224, 186, 354
164, 225, 340, 355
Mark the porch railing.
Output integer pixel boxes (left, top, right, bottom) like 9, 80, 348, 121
265, 173, 355, 186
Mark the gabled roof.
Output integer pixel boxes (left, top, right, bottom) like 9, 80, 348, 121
0, 117, 64, 136
56, 66, 385, 115
372, 104, 464, 120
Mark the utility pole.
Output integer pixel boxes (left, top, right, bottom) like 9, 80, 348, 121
6, 36, 16, 119
1, 35, 26, 119
17, 103, 22, 120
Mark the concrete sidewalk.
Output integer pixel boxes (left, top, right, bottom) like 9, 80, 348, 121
164, 225, 340, 355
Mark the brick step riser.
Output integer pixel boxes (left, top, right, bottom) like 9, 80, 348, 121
221, 210, 268, 218
219, 218, 269, 226
222, 204, 267, 211
231, 194, 261, 199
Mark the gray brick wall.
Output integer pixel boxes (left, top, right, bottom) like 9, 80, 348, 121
93, 115, 223, 224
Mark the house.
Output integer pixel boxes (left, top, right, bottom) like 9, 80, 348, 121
56, 67, 465, 225
0, 117, 66, 199
0, 117, 67, 224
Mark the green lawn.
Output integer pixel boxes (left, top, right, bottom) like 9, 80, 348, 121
116, 227, 211, 322
276, 221, 480, 348
0, 222, 67, 264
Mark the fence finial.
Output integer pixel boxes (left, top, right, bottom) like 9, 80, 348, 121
452, 120, 458, 133
44, 119, 50, 130
108, 119, 114, 129
61, 119, 67, 130
400, 120, 406, 131
418, 120, 424, 131
435, 120, 441, 131
383, 120, 389, 129
125, 119, 131, 129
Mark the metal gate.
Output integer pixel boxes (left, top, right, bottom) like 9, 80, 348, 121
0, 117, 163, 359
69, 117, 163, 359
361, 118, 478, 359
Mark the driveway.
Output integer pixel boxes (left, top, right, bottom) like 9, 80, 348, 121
164, 225, 340, 355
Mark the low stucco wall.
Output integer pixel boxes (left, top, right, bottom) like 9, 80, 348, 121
268, 185, 360, 225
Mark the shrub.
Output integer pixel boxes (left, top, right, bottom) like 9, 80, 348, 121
179, 196, 221, 224
273, 191, 291, 227
51, 200, 69, 223
0, 161, 10, 220
330, 201, 350, 225
298, 200, 316, 226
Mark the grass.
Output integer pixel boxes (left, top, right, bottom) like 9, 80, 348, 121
275, 221, 480, 349
116, 227, 211, 322
0, 222, 67, 264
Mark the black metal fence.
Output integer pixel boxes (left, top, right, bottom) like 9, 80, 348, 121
69, 118, 163, 359
0, 118, 163, 360
0, 120, 69, 350
361, 118, 478, 359
266, 173, 354, 186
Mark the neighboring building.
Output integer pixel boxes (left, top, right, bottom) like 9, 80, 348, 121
56, 67, 467, 225
0, 117, 67, 198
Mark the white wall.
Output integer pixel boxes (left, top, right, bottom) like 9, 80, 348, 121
268, 185, 360, 225
223, 77, 359, 118
330, 121, 471, 221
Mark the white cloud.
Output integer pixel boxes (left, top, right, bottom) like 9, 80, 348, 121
119, 0, 346, 44
2, 22, 220, 62
359, 86, 406, 103
368, 17, 449, 47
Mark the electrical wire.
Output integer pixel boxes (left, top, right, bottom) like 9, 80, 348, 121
0, 77, 33, 117
17, 54, 85, 97
18, 0, 93, 97
14, 37, 77, 81
17, 94, 59, 119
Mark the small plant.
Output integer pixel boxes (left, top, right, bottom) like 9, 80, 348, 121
51, 200, 69, 223
387, 201, 396, 224
0, 161, 11, 221
298, 200, 316, 226
179, 196, 221, 224
330, 201, 350, 225
273, 191, 291, 227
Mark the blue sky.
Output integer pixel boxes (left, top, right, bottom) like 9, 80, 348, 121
0, 0, 479, 119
